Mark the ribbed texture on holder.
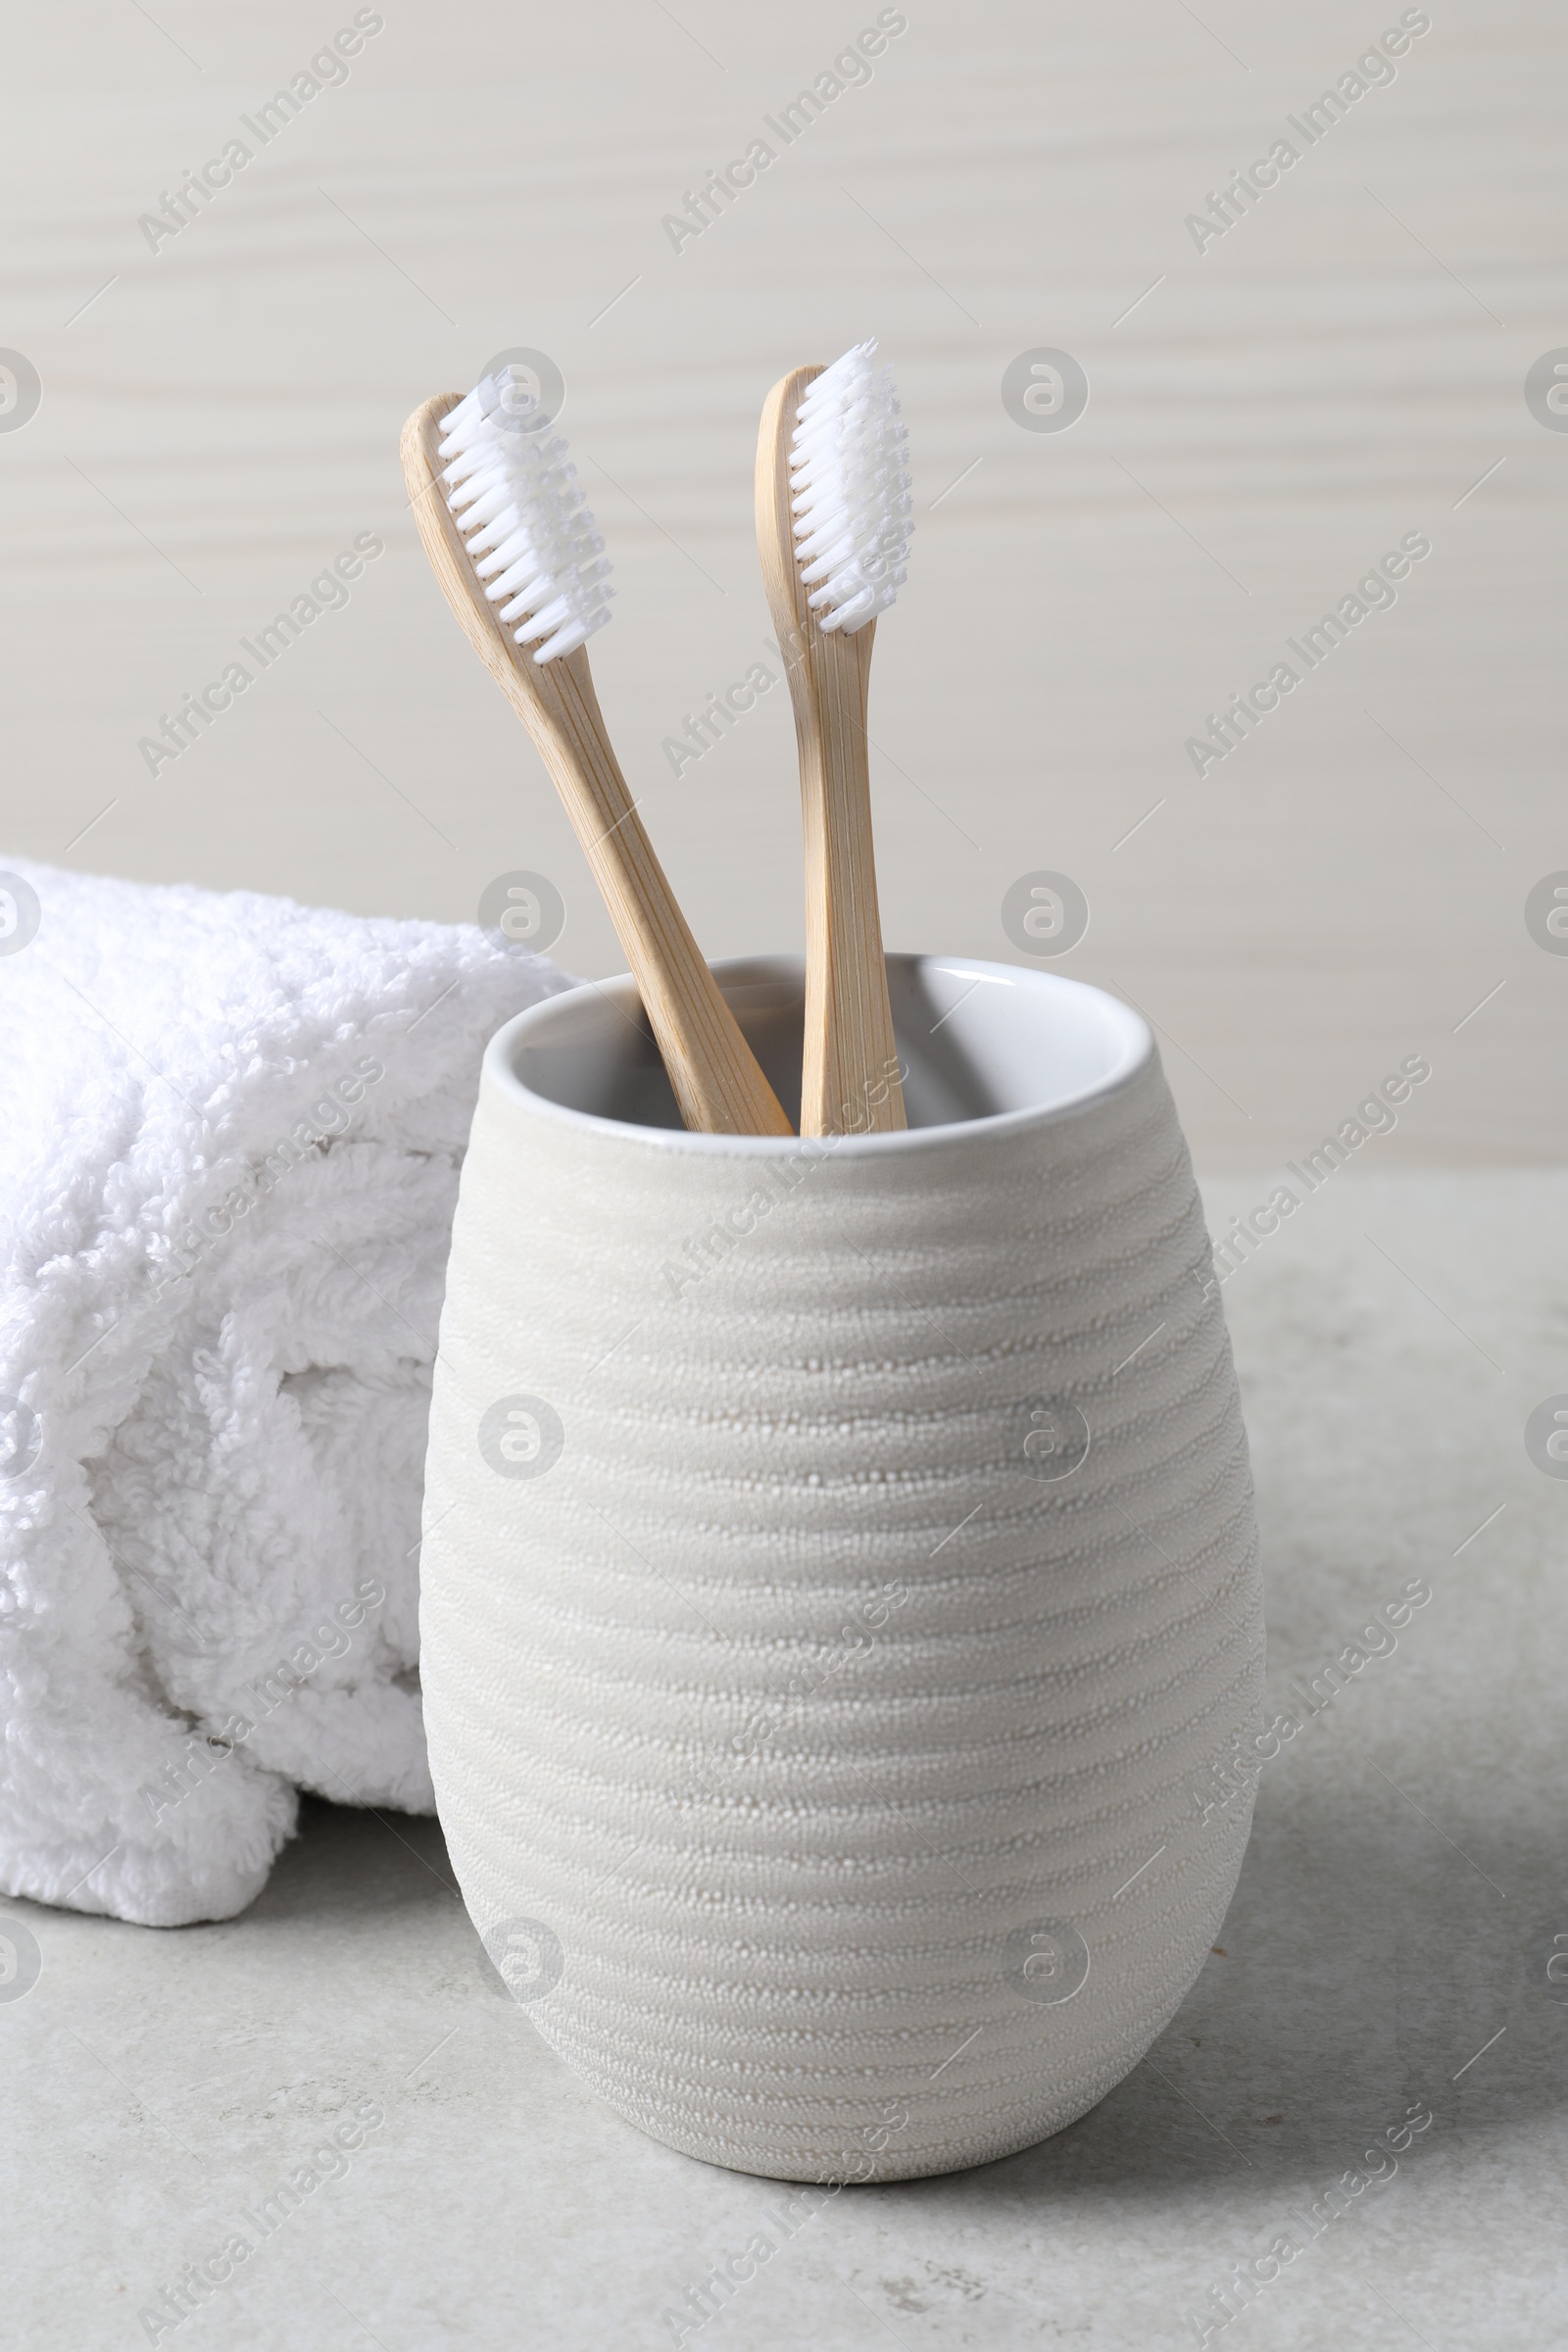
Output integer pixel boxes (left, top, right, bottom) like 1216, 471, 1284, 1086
420, 1045, 1262, 2180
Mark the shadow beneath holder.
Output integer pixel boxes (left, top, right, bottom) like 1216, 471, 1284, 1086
254, 1765, 1568, 2221
872, 1787, 1567, 2216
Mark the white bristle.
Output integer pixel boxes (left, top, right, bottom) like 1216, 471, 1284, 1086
436, 368, 613, 662
787, 337, 911, 634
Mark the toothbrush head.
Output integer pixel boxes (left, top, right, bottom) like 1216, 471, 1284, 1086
436, 367, 613, 663
788, 338, 912, 635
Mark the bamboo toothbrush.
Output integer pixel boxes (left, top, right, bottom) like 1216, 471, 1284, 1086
402, 368, 792, 1138
756, 339, 912, 1137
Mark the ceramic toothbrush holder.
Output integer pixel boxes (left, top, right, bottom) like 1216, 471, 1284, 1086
419, 954, 1262, 2182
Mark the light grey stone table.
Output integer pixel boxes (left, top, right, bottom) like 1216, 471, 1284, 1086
6, 1169, 1565, 2349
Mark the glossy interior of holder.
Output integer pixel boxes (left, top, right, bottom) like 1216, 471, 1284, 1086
503, 955, 1151, 1139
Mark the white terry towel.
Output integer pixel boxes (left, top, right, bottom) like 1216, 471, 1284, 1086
0, 858, 570, 1928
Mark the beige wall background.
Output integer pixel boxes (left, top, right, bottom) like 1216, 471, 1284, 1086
3, 0, 1562, 1167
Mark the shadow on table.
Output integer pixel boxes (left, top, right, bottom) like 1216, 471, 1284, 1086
254, 1772, 1566, 2216
246, 1794, 460, 1924
889, 1783, 1568, 2215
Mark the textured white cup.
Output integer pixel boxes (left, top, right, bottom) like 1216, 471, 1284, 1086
420, 955, 1263, 2181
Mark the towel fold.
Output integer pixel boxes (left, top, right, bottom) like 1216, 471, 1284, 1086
0, 858, 569, 1926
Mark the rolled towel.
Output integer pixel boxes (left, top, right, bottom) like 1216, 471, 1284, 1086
0, 858, 570, 1927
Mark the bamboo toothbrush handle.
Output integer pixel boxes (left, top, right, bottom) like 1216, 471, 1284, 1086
403, 394, 792, 1139
756, 368, 906, 1139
